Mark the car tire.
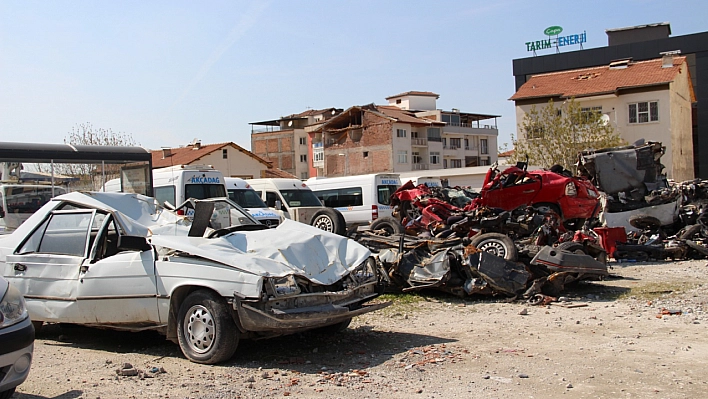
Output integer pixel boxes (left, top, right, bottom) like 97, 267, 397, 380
369, 216, 404, 235
177, 290, 239, 364
628, 214, 661, 230
311, 208, 347, 236
399, 201, 421, 222
469, 233, 518, 261
0, 388, 15, 399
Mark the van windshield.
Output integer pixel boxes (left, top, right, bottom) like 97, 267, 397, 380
184, 184, 227, 200
377, 185, 399, 205
280, 189, 323, 207
228, 189, 268, 208
1, 185, 67, 231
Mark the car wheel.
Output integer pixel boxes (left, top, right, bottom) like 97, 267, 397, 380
311, 208, 346, 236
628, 214, 661, 231
399, 201, 421, 222
0, 388, 15, 399
369, 216, 404, 235
177, 290, 239, 364
680, 224, 702, 240
469, 233, 518, 261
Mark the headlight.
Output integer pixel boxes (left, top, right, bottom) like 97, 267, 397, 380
269, 275, 301, 297
351, 258, 377, 284
0, 283, 29, 328
565, 182, 577, 196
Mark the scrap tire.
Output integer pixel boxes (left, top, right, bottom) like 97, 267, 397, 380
399, 201, 421, 222
469, 233, 518, 262
0, 389, 15, 399
557, 241, 587, 254
369, 216, 404, 235
628, 214, 661, 231
311, 208, 347, 236
177, 290, 239, 364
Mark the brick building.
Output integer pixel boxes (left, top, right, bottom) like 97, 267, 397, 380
251, 92, 499, 178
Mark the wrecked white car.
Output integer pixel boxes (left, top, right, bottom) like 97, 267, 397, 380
0, 192, 389, 364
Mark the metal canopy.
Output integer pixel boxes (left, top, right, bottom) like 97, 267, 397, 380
0, 142, 152, 163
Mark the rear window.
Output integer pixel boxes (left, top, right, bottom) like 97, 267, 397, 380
184, 184, 226, 200
154, 186, 176, 206
228, 189, 268, 208
377, 185, 399, 205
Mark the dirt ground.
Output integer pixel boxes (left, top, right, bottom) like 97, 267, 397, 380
13, 259, 708, 399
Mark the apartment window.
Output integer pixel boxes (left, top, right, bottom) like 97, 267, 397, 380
464, 138, 469, 150
300, 172, 309, 179
430, 152, 440, 165
526, 124, 544, 139
412, 151, 422, 164
396, 99, 402, 104
442, 138, 447, 147
300, 154, 307, 162
629, 101, 659, 124
442, 114, 461, 125
299, 137, 307, 145
222, 149, 228, 159
480, 159, 490, 166
450, 159, 462, 168
580, 106, 603, 123
427, 127, 442, 142
396, 129, 407, 138
397, 150, 408, 163
443, 159, 448, 168
313, 151, 323, 162
480, 139, 488, 155
450, 138, 461, 149
363, 151, 369, 158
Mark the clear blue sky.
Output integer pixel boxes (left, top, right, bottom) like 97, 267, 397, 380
1, 1, 706, 152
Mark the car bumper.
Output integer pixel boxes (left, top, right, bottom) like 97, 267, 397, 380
0, 317, 34, 393
234, 283, 390, 333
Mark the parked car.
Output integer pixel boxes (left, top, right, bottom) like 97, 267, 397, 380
0, 275, 33, 399
0, 192, 389, 364
472, 162, 600, 227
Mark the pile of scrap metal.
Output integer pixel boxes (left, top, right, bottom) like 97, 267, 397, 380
352, 231, 608, 299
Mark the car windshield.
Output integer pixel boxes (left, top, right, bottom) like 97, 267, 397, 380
184, 184, 227, 200
279, 189, 323, 207
177, 198, 259, 228
228, 189, 268, 208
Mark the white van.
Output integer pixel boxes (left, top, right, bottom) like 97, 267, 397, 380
224, 177, 281, 228
246, 178, 346, 235
305, 173, 401, 229
0, 184, 67, 233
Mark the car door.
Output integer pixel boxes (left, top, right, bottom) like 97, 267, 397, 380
5, 209, 95, 322
481, 170, 542, 210
76, 213, 161, 324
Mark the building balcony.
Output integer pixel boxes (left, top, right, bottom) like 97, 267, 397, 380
442, 124, 498, 135
411, 137, 428, 146
412, 163, 429, 170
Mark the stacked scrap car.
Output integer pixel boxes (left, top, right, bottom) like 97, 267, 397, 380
0, 192, 389, 364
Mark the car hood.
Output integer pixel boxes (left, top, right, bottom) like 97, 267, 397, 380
150, 219, 371, 285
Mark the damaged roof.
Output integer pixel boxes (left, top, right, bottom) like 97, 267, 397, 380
152, 142, 271, 169
510, 56, 693, 101
314, 104, 444, 132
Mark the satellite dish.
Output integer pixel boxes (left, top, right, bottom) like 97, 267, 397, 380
600, 114, 611, 126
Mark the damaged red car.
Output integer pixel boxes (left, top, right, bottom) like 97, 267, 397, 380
472, 163, 600, 226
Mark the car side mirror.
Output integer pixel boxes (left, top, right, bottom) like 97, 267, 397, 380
117, 235, 152, 252
275, 200, 282, 210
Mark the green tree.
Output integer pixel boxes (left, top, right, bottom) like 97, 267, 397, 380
38, 123, 140, 190
511, 99, 625, 170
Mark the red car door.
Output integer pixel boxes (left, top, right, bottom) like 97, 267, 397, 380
479, 170, 542, 210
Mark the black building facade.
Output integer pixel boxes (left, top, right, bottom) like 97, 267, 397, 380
512, 25, 708, 178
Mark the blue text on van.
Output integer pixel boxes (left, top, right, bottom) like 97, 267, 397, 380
190, 176, 221, 184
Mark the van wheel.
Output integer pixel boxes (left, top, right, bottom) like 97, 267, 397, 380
311, 208, 346, 236
370, 216, 404, 235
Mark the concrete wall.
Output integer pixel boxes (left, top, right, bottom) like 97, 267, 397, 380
669, 64, 696, 181
323, 112, 394, 177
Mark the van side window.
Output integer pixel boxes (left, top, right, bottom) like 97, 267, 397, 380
154, 186, 176, 206
315, 187, 363, 208
265, 192, 279, 208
